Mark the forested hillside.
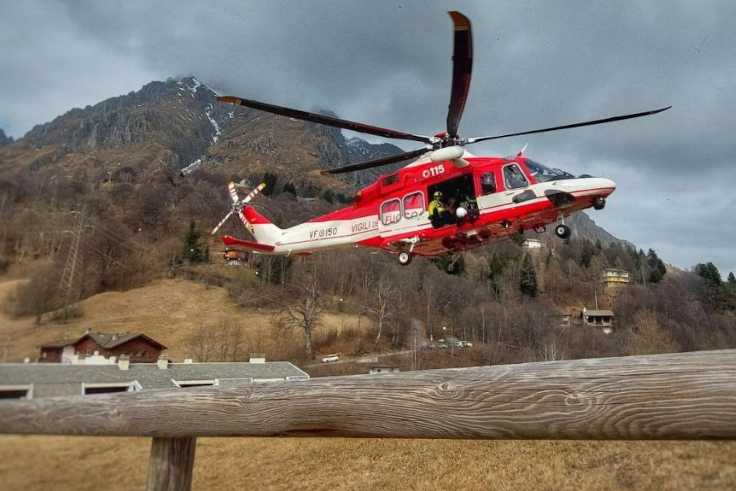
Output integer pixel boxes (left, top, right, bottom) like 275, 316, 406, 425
0, 77, 734, 369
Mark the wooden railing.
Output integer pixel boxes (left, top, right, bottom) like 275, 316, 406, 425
2, 350, 736, 490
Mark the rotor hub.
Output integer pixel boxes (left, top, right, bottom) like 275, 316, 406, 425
433, 131, 464, 149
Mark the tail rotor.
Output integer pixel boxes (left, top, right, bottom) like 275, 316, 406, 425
211, 182, 266, 235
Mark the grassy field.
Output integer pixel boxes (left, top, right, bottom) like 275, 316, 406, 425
0, 436, 735, 490
1, 275, 736, 490
0, 273, 358, 364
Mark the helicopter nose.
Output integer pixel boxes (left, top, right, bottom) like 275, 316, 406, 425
601, 177, 616, 194
580, 176, 616, 195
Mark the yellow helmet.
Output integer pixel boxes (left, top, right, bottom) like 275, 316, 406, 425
433, 191, 443, 198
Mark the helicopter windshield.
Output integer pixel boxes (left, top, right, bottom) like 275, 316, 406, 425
524, 159, 575, 182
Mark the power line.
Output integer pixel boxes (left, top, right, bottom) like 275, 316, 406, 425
59, 206, 87, 323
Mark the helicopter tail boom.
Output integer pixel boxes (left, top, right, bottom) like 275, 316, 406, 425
218, 206, 281, 254
242, 205, 282, 245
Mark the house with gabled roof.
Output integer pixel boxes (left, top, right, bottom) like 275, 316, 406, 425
38, 331, 166, 364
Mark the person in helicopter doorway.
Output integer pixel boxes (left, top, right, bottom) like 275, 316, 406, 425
460, 193, 480, 223
428, 191, 454, 228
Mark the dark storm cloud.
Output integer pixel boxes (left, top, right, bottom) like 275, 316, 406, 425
1, 0, 734, 274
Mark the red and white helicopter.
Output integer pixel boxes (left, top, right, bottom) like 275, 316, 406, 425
212, 11, 669, 267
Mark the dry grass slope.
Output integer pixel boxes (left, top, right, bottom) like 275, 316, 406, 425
0, 277, 294, 362
1, 277, 736, 490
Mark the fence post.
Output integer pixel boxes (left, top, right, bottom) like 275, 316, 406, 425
146, 437, 197, 491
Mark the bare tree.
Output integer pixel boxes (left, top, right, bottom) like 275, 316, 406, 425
626, 308, 679, 356
273, 273, 325, 358
15, 264, 64, 324
364, 279, 398, 347
215, 321, 245, 361
184, 323, 218, 362
244, 325, 267, 355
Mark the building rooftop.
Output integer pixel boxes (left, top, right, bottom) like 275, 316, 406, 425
39, 332, 167, 350
0, 361, 309, 398
584, 309, 615, 317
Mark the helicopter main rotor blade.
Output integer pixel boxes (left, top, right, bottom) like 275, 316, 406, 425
320, 147, 430, 175
467, 106, 672, 144
218, 96, 433, 145
446, 11, 473, 139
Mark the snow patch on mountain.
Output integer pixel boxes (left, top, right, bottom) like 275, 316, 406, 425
205, 104, 221, 143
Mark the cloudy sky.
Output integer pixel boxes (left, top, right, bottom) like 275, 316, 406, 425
2, 0, 735, 276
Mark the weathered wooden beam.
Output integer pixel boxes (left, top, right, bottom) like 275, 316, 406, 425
146, 437, 196, 491
1, 350, 735, 440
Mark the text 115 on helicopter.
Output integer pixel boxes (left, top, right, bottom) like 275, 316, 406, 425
212, 11, 669, 268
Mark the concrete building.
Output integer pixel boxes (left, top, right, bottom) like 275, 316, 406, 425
583, 308, 615, 334
602, 268, 631, 288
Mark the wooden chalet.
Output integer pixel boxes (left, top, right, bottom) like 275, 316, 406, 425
38, 332, 166, 364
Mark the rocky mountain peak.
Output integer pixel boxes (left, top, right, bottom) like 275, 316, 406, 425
20, 76, 229, 168
0, 129, 13, 147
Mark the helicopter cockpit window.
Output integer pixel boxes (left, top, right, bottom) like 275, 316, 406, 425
503, 164, 529, 189
480, 172, 497, 195
525, 160, 567, 183
380, 199, 401, 226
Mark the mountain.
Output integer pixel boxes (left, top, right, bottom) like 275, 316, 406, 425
23, 77, 223, 163
0, 129, 12, 147
0, 75, 626, 247
565, 212, 634, 249
0, 77, 221, 178
0, 77, 400, 193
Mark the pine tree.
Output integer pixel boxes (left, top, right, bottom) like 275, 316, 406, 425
581, 241, 596, 268
283, 182, 296, 196
487, 252, 509, 298
182, 220, 207, 263
262, 171, 278, 197
520, 253, 538, 297
646, 248, 667, 283
695, 262, 722, 286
